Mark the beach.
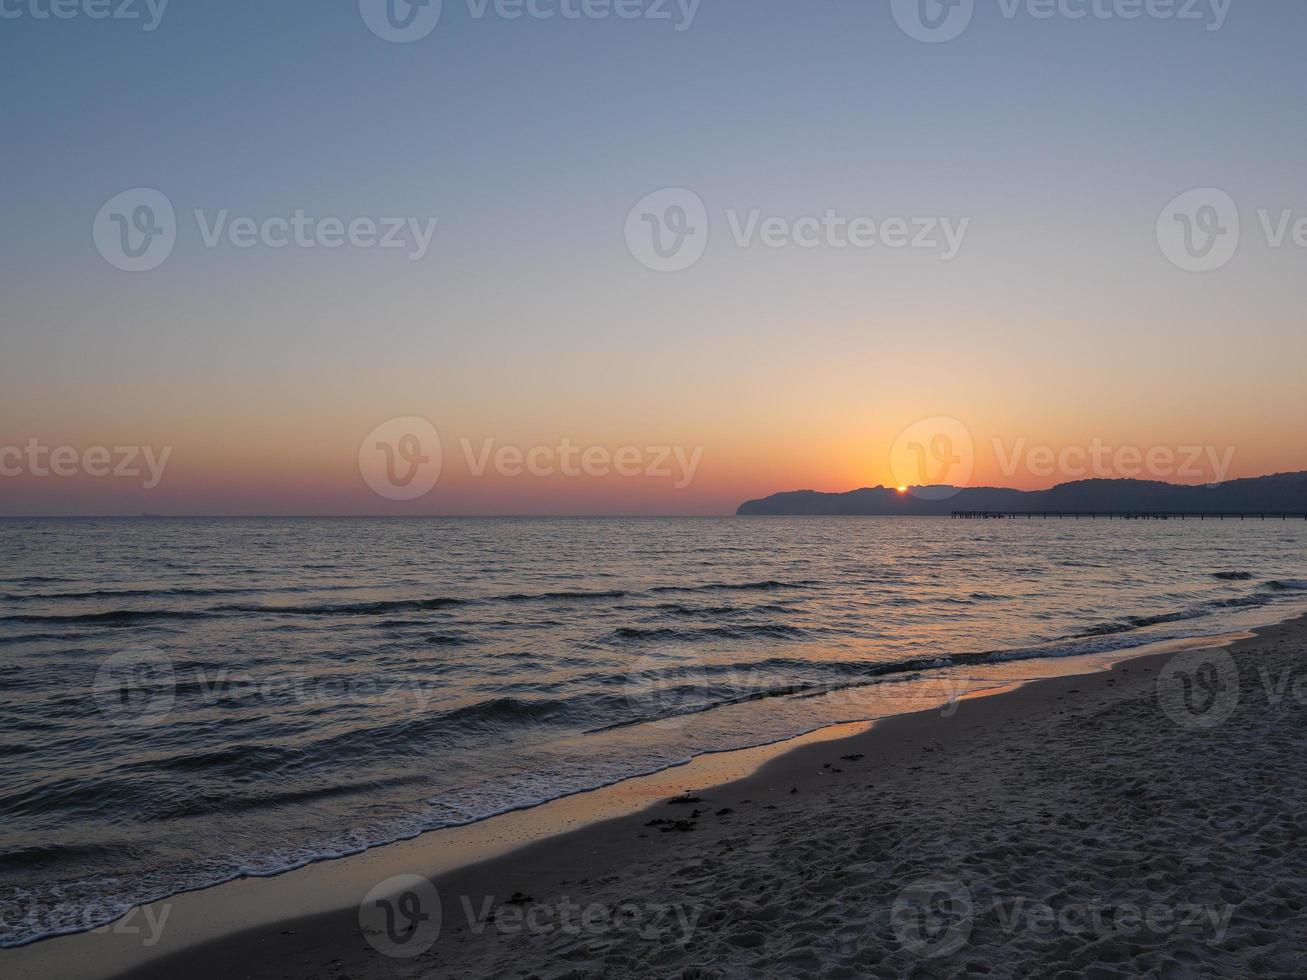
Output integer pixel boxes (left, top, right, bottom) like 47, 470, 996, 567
7, 612, 1291, 979
8, 516, 1305, 961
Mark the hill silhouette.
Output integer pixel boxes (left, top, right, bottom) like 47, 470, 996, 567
737, 472, 1307, 516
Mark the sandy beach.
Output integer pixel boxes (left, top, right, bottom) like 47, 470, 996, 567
30, 613, 1289, 979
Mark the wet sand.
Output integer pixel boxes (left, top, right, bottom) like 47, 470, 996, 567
9, 616, 1307, 979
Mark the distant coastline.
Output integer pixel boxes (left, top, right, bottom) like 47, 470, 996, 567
737, 471, 1307, 516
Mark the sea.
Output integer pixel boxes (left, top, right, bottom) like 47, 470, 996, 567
2, 516, 1306, 947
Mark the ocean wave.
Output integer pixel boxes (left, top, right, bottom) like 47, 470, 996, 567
0, 776, 148, 822
0, 842, 139, 872
0, 631, 91, 645
150, 774, 429, 820
497, 589, 629, 603
639, 617, 1237, 726
213, 597, 469, 616
652, 603, 742, 616
252, 695, 600, 770
424, 632, 477, 646
609, 623, 808, 643
1, 586, 271, 602
1212, 571, 1255, 581
1073, 609, 1207, 638
0, 769, 433, 828
588, 654, 957, 734
1066, 584, 1301, 640
649, 579, 816, 595
200, 590, 627, 618
0, 609, 214, 626
1, 581, 813, 630
1209, 594, 1270, 608
127, 744, 295, 776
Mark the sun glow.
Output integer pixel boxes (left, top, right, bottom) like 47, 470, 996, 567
897, 485, 908, 493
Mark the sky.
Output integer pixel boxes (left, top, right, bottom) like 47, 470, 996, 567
1, 0, 1305, 515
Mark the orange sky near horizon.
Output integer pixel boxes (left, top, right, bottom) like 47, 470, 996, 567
4, 322, 1306, 515
1, 393, 1302, 515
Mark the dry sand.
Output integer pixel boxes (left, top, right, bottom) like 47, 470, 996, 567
93, 613, 1307, 979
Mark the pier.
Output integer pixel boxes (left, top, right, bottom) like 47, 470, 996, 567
951, 511, 1307, 520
